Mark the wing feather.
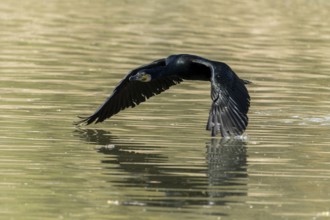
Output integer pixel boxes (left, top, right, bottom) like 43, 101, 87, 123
77, 58, 182, 125
209, 63, 250, 137
192, 59, 250, 137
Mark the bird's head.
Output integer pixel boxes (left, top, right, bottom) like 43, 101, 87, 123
129, 71, 152, 82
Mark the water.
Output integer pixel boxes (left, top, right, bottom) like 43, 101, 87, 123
1, 0, 330, 219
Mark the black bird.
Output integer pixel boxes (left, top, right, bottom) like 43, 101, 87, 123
77, 54, 250, 137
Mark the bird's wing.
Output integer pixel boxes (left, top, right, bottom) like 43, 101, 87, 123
77, 58, 182, 125
192, 59, 250, 137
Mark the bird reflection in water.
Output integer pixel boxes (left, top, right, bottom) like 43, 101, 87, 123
75, 129, 247, 211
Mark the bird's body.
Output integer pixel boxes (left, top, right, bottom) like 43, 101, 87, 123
78, 54, 250, 137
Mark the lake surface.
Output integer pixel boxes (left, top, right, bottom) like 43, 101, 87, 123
1, 0, 330, 219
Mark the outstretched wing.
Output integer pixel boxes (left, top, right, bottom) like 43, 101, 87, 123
208, 62, 250, 137
193, 59, 250, 137
77, 58, 182, 125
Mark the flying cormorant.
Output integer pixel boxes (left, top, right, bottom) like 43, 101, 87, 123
77, 54, 250, 137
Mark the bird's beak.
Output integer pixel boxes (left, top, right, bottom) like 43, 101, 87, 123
129, 71, 144, 81
129, 71, 152, 82
129, 75, 138, 81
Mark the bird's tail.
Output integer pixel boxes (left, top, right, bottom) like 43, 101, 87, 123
242, 79, 252, 84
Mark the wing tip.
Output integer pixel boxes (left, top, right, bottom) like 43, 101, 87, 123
206, 104, 249, 138
73, 115, 99, 127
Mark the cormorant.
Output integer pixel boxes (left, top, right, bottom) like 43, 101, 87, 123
77, 54, 250, 137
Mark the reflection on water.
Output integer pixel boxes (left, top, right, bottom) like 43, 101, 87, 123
75, 129, 247, 212
206, 139, 247, 196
